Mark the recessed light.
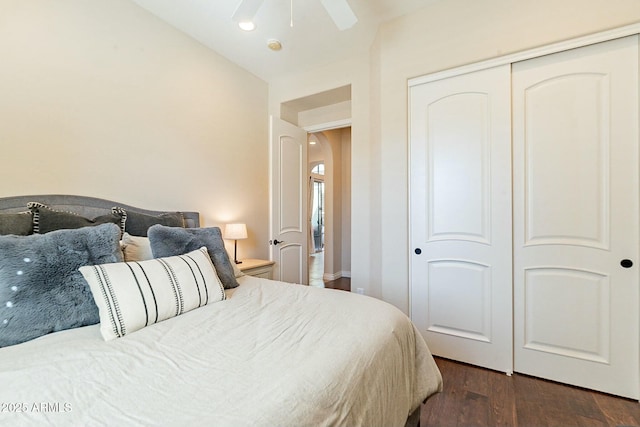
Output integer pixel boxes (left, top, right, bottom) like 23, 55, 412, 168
267, 39, 282, 51
238, 21, 256, 31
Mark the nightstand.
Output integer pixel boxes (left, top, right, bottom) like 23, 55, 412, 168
238, 259, 275, 279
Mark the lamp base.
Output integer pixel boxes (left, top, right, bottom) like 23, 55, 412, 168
234, 240, 242, 264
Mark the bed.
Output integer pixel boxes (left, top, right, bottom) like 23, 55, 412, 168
0, 195, 442, 427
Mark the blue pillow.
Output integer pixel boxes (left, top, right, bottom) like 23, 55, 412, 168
0, 223, 123, 347
148, 225, 239, 289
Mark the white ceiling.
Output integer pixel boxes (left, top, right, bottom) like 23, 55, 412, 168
131, 0, 436, 82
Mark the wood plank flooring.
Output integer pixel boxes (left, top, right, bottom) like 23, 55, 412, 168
421, 357, 640, 427
323, 277, 350, 291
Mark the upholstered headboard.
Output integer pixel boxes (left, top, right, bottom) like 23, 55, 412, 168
0, 194, 200, 228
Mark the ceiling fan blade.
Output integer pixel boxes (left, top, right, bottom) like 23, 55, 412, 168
232, 0, 265, 23
320, 0, 358, 31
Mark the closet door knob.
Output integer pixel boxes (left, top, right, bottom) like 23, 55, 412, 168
621, 259, 633, 268
414, 248, 422, 255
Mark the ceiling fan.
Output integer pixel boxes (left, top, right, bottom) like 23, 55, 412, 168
232, 0, 358, 31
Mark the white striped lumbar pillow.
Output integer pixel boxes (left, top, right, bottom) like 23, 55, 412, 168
80, 246, 225, 341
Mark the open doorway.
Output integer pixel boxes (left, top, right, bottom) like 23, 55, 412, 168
279, 85, 352, 291
307, 130, 351, 290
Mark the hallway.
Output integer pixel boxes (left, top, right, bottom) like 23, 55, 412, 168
309, 252, 350, 291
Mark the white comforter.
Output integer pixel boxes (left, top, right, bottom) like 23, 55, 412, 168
0, 276, 442, 427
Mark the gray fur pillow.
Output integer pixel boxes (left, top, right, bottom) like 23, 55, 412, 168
0, 223, 123, 347
148, 225, 239, 289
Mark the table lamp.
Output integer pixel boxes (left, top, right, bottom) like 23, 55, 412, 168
224, 223, 248, 264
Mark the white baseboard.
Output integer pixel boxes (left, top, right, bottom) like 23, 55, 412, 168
322, 271, 351, 281
323, 272, 340, 281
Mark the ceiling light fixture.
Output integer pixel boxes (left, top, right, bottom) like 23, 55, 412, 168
232, 0, 263, 30
238, 21, 256, 31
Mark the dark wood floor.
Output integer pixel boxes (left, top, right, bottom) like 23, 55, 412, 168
421, 357, 640, 427
323, 276, 350, 291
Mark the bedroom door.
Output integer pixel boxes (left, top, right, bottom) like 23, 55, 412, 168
512, 36, 640, 399
409, 65, 513, 373
269, 116, 309, 284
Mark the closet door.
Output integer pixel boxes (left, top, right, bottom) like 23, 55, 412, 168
512, 36, 639, 399
410, 65, 513, 373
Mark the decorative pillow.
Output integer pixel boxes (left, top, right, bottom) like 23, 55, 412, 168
27, 202, 126, 235
79, 247, 225, 341
0, 223, 123, 348
121, 233, 153, 262
114, 208, 185, 237
232, 261, 245, 278
0, 211, 33, 235
148, 225, 239, 289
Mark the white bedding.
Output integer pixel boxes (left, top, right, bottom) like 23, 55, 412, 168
0, 276, 442, 427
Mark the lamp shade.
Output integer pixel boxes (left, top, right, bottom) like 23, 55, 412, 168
224, 223, 248, 240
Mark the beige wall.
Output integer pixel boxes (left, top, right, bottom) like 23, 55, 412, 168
271, 0, 640, 313
0, 0, 270, 259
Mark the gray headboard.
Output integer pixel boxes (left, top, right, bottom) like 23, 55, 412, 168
0, 194, 200, 228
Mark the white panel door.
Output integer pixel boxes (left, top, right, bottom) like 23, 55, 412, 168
512, 36, 639, 399
410, 65, 513, 373
270, 116, 308, 284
